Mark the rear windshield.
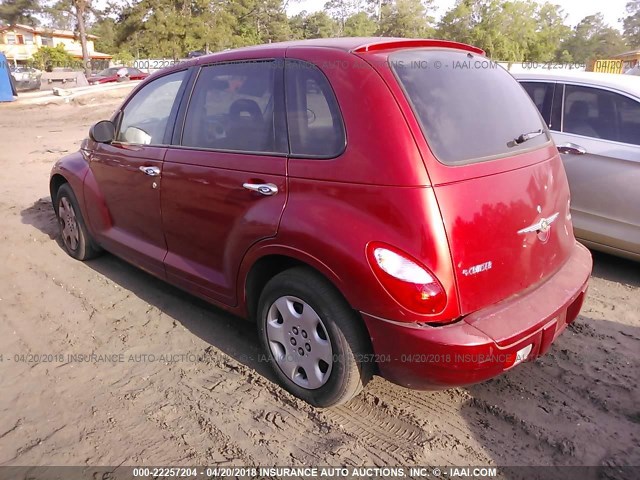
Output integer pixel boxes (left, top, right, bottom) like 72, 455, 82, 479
390, 50, 549, 165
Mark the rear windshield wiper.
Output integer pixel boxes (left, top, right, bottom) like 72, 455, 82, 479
507, 129, 544, 148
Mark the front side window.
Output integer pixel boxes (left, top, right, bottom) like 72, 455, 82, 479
23, 33, 33, 45
182, 61, 285, 154
520, 82, 555, 128
563, 84, 640, 146
391, 50, 549, 165
285, 60, 345, 158
117, 70, 186, 145
6, 33, 16, 45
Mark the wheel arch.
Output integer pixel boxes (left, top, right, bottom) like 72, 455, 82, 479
49, 173, 68, 212
241, 248, 356, 326
243, 250, 377, 374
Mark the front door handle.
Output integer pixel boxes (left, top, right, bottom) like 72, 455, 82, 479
139, 166, 161, 176
243, 183, 278, 196
557, 143, 587, 155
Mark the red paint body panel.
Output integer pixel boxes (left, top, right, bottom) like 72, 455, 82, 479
433, 151, 575, 314
50, 149, 91, 221
50, 38, 593, 392
363, 242, 591, 389
88, 142, 167, 277
276, 179, 459, 321
161, 148, 287, 305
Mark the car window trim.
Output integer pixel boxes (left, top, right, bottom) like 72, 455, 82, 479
175, 58, 288, 156
559, 82, 640, 146
113, 68, 191, 148
284, 59, 347, 160
167, 66, 199, 146
550, 82, 561, 132
160, 144, 288, 158
560, 83, 566, 133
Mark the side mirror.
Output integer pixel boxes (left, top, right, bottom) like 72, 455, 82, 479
89, 120, 115, 143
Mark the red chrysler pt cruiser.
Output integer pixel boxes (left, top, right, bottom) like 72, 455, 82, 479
50, 38, 592, 407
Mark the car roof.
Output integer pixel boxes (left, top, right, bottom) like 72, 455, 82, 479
149, 37, 485, 80
512, 70, 640, 97
193, 37, 484, 60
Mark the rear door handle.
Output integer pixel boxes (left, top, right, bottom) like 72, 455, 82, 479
243, 183, 278, 196
139, 166, 161, 176
557, 143, 587, 155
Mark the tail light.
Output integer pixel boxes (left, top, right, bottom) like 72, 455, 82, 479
366, 242, 447, 315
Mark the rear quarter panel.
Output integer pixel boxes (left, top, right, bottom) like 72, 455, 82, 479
239, 180, 460, 323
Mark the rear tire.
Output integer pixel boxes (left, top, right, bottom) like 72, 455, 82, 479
55, 183, 102, 261
257, 267, 372, 407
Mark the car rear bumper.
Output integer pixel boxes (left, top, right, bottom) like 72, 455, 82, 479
361, 242, 592, 389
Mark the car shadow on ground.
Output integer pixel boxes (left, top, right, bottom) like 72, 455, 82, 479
590, 249, 640, 288
458, 313, 640, 475
20, 197, 279, 385
20, 198, 640, 470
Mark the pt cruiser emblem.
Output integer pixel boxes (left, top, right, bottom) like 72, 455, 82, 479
518, 213, 560, 241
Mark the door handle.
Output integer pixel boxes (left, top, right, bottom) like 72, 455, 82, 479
557, 143, 587, 155
139, 166, 161, 176
243, 183, 278, 196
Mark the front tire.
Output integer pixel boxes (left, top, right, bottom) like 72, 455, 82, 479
257, 267, 372, 407
55, 183, 101, 261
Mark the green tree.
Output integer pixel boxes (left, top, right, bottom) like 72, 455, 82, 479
479, 0, 538, 61
43, 0, 74, 29
530, 2, 571, 62
89, 15, 117, 53
71, 0, 91, 75
378, 0, 435, 38
116, 0, 214, 58
559, 14, 627, 64
289, 10, 337, 39
111, 49, 134, 65
324, 0, 362, 33
29, 43, 78, 69
343, 11, 377, 36
435, 0, 479, 45
113, 0, 291, 58
624, 0, 640, 47
0, 0, 41, 25
42, 0, 93, 75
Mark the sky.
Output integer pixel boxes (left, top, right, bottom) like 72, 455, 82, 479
286, 0, 630, 30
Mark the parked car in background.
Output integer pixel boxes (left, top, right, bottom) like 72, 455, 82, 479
9, 66, 42, 91
88, 67, 149, 85
515, 71, 640, 261
51, 38, 591, 407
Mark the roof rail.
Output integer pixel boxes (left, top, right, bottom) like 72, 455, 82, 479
352, 39, 485, 56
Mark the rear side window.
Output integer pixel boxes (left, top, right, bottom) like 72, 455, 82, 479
182, 61, 286, 154
391, 50, 549, 165
285, 60, 345, 158
562, 84, 640, 146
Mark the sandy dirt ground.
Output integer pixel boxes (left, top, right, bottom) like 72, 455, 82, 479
0, 97, 638, 473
